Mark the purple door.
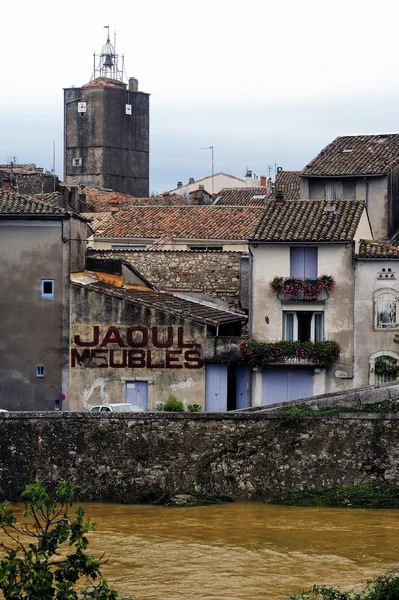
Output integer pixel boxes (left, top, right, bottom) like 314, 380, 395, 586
236, 365, 251, 409
125, 381, 148, 409
205, 364, 227, 411
262, 368, 313, 405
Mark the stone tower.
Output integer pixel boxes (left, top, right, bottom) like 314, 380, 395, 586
64, 29, 149, 197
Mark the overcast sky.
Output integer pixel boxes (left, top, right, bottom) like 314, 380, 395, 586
2, 0, 399, 193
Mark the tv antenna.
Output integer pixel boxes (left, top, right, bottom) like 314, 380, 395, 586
200, 145, 214, 195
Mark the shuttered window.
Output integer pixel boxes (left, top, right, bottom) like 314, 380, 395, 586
290, 247, 318, 279
283, 311, 324, 342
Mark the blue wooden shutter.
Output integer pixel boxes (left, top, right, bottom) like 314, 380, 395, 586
304, 248, 318, 278
290, 247, 305, 277
314, 313, 324, 341
283, 312, 294, 341
290, 247, 318, 278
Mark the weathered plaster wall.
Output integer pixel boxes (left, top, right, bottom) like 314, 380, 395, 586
354, 259, 399, 388
251, 243, 355, 395
366, 177, 388, 240
0, 221, 66, 410
87, 249, 242, 308
69, 286, 207, 410
1, 410, 399, 503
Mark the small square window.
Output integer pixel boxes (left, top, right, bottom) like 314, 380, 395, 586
36, 366, 45, 377
41, 280, 54, 299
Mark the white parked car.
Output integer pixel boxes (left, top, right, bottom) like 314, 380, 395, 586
89, 403, 145, 413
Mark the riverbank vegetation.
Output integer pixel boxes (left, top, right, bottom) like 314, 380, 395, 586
290, 571, 399, 599
0, 481, 128, 599
276, 398, 399, 422
271, 481, 399, 508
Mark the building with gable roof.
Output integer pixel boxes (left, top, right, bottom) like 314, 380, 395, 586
0, 190, 91, 410
300, 134, 399, 240
354, 239, 399, 388
86, 205, 263, 252
248, 197, 372, 405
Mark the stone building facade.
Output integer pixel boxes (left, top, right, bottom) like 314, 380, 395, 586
86, 249, 242, 309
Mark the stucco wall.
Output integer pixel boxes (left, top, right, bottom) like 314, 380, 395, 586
251, 243, 355, 394
1, 410, 399, 502
366, 177, 388, 240
69, 286, 207, 410
0, 220, 66, 410
354, 259, 399, 388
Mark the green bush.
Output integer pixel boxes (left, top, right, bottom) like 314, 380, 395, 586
290, 571, 399, 599
187, 404, 202, 412
156, 395, 185, 412
0, 481, 119, 599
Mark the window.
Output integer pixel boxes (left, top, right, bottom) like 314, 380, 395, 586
290, 247, 318, 278
189, 245, 223, 251
36, 366, 45, 377
283, 311, 324, 342
376, 292, 397, 328
41, 280, 54, 299
369, 351, 399, 385
325, 180, 343, 200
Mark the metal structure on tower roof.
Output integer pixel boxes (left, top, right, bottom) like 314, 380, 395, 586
91, 25, 125, 83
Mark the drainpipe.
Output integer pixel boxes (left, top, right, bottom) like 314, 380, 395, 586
364, 177, 369, 209
248, 244, 256, 338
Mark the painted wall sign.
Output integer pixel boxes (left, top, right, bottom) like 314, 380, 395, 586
71, 326, 204, 370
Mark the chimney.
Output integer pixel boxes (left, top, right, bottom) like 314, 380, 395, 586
69, 186, 80, 212
188, 177, 195, 185
260, 176, 266, 186
177, 181, 183, 188
198, 184, 205, 190
275, 190, 284, 206
128, 77, 139, 91
162, 192, 171, 205
110, 200, 120, 214
245, 169, 252, 186
267, 177, 272, 195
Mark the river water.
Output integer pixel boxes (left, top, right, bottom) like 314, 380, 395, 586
77, 502, 399, 600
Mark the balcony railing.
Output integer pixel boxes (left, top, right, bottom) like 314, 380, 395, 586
269, 276, 335, 303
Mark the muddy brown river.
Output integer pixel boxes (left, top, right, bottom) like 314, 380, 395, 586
71, 502, 399, 600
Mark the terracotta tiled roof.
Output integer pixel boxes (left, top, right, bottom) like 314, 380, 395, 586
356, 239, 399, 258
216, 187, 269, 206
82, 79, 124, 89
72, 281, 246, 326
0, 189, 69, 216
251, 199, 365, 242
88, 206, 262, 240
73, 186, 185, 212
33, 192, 65, 206
272, 171, 300, 200
302, 134, 399, 177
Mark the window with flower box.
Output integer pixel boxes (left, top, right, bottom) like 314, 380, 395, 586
283, 311, 324, 342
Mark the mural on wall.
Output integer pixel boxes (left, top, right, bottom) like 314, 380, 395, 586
71, 326, 204, 369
